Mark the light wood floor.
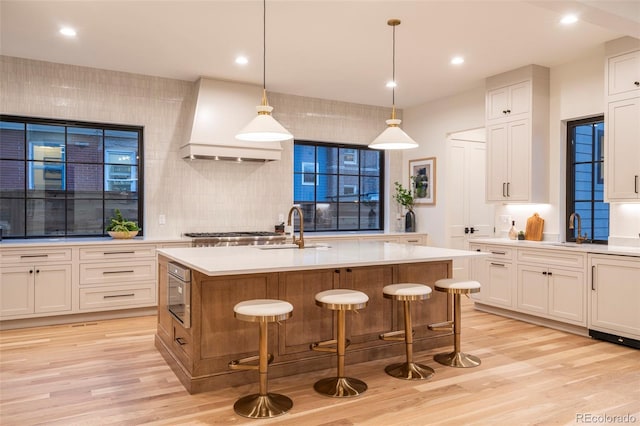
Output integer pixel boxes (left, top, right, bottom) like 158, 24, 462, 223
1, 300, 639, 426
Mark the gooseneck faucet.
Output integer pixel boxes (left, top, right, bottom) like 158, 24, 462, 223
287, 206, 305, 249
569, 212, 588, 244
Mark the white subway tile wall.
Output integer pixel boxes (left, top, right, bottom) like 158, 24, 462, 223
1, 56, 399, 238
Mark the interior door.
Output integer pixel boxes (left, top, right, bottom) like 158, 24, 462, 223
447, 129, 494, 279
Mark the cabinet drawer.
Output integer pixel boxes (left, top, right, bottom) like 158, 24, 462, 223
2, 248, 72, 264
79, 283, 156, 310
80, 261, 156, 285
79, 245, 156, 261
518, 249, 585, 269
485, 245, 514, 261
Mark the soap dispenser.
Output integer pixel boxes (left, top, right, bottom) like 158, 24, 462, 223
508, 221, 518, 240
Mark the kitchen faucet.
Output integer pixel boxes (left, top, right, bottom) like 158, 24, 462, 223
568, 212, 588, 244
287, 206, 305, 249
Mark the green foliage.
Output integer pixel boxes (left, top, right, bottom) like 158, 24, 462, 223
393, 180, 415, 212
106, 209, 140, 232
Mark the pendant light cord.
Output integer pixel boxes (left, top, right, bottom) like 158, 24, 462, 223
392, 22, 396, 108
262, 0, 266, 91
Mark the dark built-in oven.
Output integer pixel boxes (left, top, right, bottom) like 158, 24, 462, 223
167, 262, 191, 329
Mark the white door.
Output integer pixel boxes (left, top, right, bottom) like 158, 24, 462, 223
448, 129, 494, 279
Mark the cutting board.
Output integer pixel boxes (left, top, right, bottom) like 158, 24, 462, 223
525, 213, 544, 241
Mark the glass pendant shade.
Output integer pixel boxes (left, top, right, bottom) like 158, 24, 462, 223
236, 105, 292, 142
369, 118, 418, 150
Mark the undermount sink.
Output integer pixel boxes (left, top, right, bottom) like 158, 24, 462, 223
257, 243, 331, 250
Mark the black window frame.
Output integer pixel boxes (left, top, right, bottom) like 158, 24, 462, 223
293, 140, 385, 233
566, 115, 608, 244
0, 114, 144, 239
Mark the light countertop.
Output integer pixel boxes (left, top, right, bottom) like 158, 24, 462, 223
469, 238, 640, 257
0, 237, 192, 248
157, 240, 487, 276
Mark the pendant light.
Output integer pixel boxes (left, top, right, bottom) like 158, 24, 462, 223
236, 0, 293, 142
369, 19, 418, 150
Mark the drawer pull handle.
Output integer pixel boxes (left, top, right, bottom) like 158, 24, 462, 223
491, 251, 506, 255
103, 293, 135, 299
175, 337, 187, 346
407, 239, 419, 243
490, 262, 506, 267
20, 254, 49, 258
104, 251, 136, 255
102, 270, 135, 275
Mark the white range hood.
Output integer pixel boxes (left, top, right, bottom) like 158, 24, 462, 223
180, 78, 286, 162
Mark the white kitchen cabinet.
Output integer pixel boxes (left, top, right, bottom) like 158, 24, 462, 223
605, 95, 640, 201
78, 244, 157, 312
606, 50, 640, 101
486, 81, 530, 122
469, 244, 515, 308
486, 119, 530, 201
1, 261, 72, 318
485, 65, 549, 203
589, 254, 640, 342
517, 264, 585, 325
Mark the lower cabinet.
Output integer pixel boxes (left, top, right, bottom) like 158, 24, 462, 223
589, 254, 640, 341
1, 264, 72, 317
471, 243, 589, 330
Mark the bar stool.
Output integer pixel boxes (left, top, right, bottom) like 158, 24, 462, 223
379, 283, 434, 380
430, 278, 481, 368
228, 299, 294, 418
310, 289, 369, 397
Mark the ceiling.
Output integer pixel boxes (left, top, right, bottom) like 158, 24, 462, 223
1, 1, 638, 108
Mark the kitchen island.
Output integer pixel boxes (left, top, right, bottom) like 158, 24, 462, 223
155, 240, 485, 393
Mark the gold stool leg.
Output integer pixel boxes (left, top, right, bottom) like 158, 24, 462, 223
434, 294, 480, 368
233, 321, 293, 418
385, 300, 435, 380
314, 309, 367, 397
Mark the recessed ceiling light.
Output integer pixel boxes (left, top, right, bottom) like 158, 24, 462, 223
560, 14, 578, 25
235, 56, 249, 65
59, 27, 77, 37
386, 80, 397, 88
451, 56, 465, 65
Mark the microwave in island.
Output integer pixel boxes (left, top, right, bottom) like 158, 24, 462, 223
167, 262, 191, 328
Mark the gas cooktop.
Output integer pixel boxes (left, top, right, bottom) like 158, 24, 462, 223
184, 231, 287, 247
184, 232, 282, 238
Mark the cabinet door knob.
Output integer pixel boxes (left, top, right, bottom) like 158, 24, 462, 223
542, 271, 547, 275
29, 270, 34, 274
635, 81, 640, 86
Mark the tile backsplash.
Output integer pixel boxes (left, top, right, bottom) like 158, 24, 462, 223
1, 56, 398, 237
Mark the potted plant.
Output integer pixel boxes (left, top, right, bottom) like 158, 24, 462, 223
106, 209, 140, 239
394, 180, 416, 232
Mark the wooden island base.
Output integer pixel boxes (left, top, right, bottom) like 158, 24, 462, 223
156, 255, 454, 394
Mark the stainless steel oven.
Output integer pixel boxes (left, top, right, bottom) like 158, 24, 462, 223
167, 262, 191, 329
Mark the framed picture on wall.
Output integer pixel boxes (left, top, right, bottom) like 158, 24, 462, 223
409, 157, 436, 205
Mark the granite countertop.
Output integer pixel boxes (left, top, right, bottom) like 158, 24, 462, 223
469, 238, 640, 257
157, 240, 486, 276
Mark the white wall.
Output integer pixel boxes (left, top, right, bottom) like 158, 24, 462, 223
401, 87, 486, 247
0, 56, 397, 238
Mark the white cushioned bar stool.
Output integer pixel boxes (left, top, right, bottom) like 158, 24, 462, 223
430, 279, 481, 368
379, 283, 435, 380
310, 289, 369, 397
228, 299, 294, 418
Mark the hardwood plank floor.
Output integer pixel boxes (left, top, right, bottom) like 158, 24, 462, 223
1, 300, 638, 425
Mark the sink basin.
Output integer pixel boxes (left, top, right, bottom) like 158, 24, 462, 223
257, 243, 330, 250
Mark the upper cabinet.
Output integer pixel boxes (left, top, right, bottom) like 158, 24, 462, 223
485, 65, 549, 203
486, 81, 530, 123
607, 50, 640, 101
605, 45, 640, 202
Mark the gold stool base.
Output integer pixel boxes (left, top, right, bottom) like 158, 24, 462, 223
233, 393, 293, 418
434, 351, 481, 368
384, 361, 435, 380
313, 377, 367, 397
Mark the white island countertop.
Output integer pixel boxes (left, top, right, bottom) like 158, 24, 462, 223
157, 240, 486, 276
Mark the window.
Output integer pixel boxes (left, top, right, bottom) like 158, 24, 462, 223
566, 116, 608, 243
293, 141, 384, 232
0, 115, 143, 238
